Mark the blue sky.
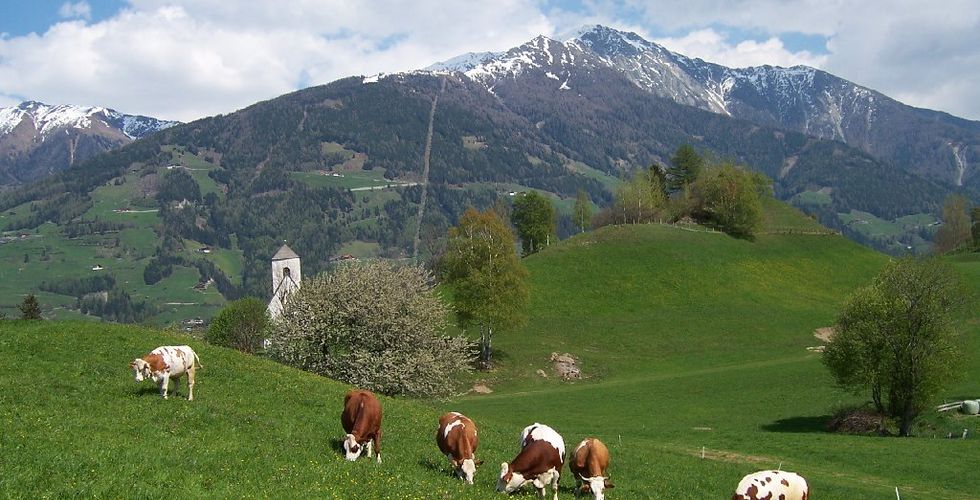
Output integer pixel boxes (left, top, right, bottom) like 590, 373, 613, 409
0, 1, 976, 122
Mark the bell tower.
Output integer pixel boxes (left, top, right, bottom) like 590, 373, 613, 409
267, 243, 301, 319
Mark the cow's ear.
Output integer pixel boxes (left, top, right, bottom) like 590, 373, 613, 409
474, 458, 484, 466
604, 479, 615, 489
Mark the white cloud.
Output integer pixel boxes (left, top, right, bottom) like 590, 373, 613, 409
0, 1, 552, 121
1, 1, 979, 121
654, 29, 827, 69
58, 1, 92, 20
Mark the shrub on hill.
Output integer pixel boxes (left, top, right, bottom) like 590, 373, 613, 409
18, 294, 41, 320
206, 298, 269, 354
823, 257, 966, 436
266, 260, 472, 397
690, 162, 766, 239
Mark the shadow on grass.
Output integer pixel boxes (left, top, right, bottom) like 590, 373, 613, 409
328, 437, 345, 457
761, 415, 830, 434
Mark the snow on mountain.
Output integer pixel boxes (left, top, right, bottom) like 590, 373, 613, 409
424, 24, 978, 187
0, 101, 177, 140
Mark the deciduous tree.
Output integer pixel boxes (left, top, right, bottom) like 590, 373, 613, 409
690, 163, 764, 239
573, 189, 592, 233
511, 191, 556, 255
823, 258, 965, 436
206, 297, 269, 354
266, 260, 472, 397
442, 208, 528, 367
934, 195, 971, 253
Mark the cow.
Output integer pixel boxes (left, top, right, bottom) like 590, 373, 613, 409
732, 470, 809, 500
341, 389, 383, 463
519, 423, 566, 461
569, 438, 614, 499
436, 412, 482, 484
129, 345, 201, 400
497, 439, 563, 500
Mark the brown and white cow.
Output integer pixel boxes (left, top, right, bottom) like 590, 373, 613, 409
569, 438, 614, 499
519, 422, 566, 461
436, 412, 482, 484
129, 345, 201, 400
732, 470, 809, 500
341, 389, 383, 463
497, 439, 563, 500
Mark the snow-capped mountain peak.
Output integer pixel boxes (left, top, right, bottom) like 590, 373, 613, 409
0, 101, 178, 139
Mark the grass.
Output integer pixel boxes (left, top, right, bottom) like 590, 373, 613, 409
289, 170, 392, 190
1, 207, 978, 498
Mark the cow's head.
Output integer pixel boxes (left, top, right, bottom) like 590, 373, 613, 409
580, 476, 614, 500
129, 358, 151, 382
342, 434, 362, 461
454, 457, 483, 484
496, 462, 525, 493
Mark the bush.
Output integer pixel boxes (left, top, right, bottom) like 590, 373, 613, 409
266, 260, 473, 397
19, 294, 42, 320
206, 298, 270, 354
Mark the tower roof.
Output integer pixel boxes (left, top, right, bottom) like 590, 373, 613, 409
272, 244, 299, 261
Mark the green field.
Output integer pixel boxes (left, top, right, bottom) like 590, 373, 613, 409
2, 205, 978, 498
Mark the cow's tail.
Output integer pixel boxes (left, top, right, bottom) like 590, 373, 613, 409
193, 351, 203, 369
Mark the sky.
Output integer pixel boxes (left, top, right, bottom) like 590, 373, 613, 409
0, 1, 977, 123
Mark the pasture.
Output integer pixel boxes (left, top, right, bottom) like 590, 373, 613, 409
1, 208, 978, 498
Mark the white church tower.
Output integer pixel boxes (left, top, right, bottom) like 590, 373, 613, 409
267, 243, 301, 320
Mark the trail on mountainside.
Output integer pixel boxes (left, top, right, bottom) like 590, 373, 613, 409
412, 77, 446, 261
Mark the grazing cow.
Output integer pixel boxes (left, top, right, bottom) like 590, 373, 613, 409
129, 345, 201, 400
341, 389, 383, 463
519, 423, 566, 461
436, 412, 482, 484
569, 438, 614, 499
497, 440, 563, 500
732, 470, 809, 500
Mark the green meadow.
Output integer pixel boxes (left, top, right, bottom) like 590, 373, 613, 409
1, 204, 978, 499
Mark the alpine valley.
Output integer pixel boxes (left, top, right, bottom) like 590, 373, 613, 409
0, 25, 976, 322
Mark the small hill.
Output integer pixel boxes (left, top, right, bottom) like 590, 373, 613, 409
452, 208, 980, 498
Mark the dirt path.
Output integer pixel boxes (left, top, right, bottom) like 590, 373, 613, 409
412, 77, 446, 261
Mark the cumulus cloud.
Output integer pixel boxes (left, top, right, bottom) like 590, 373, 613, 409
1, 0, 979, 121
0, 1, 552, 121
58, 1, 92, 20
654, 29, 827, 69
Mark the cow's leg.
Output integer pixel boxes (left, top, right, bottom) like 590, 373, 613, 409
159, 374, 170, 399
374, 430, 382, 464
551, 472, 560, 500
187, 364, 195, 401
366, 439, 374, 458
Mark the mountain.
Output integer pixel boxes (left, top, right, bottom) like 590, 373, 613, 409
430, 25, 979, 191
0, 101, 178, 186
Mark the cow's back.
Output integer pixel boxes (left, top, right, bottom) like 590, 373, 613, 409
570, 438, 609, 479
437, 412, 477, 458
150, 345, 196, 376
342, 389, 382, 435
520, 423, 565, 462
733, 470, 808, 500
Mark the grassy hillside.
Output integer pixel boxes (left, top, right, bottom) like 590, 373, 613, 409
2, 210, 977, 498
0, 321, 519, 498
449, 216, 980, 498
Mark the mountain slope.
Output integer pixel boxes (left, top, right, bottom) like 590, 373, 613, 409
0, 101, 177, 185
432, 25, 979, 190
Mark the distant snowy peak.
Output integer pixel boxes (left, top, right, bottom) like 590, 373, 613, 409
425, 51, 501, 73
0, 101, 178, 140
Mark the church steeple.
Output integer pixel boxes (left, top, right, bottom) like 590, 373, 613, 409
268, 243, 301, 319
